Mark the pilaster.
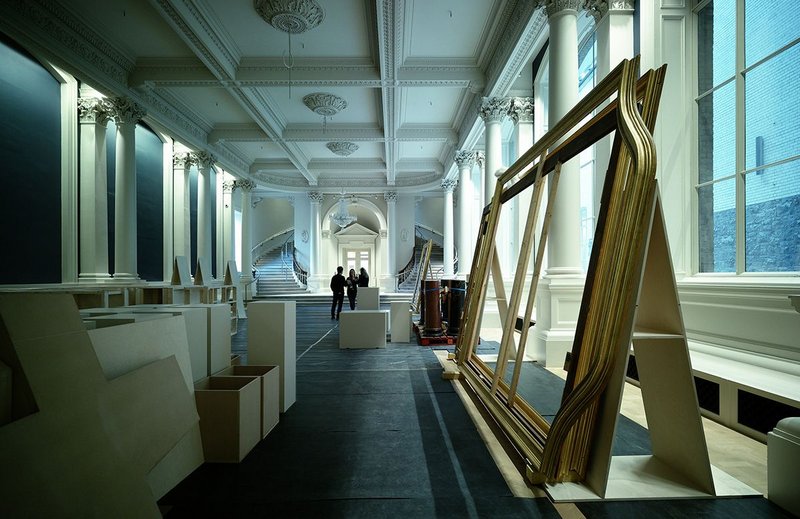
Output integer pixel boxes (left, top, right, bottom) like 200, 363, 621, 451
441, 180, 457, 277
193, 150, 215, 277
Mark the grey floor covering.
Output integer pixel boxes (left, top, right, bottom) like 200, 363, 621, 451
159, 303, 791, 518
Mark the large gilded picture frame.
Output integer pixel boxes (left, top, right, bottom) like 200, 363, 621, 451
454, 57, 670, 486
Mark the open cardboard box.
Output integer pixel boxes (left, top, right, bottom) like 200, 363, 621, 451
194, 375, 261, 463
215, 365, 279, 439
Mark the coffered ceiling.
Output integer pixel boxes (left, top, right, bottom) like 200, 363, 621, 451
9, 0, 546, 193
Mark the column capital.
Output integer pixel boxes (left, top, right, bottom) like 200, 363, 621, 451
308, 191, 324, 204
77, 97, 111, 125
384, 191, 398, 204
454, 150, 476, 170
222, 180, 236, 193
479, 97, 511, 123
581, 0, 634, 21
173, 152, 196, 169
538, 0, 582, 17
192, 151, 215, 169
474, 151, 485, 167
441, 179, 457, 192
509, 97, 535, 124
286, 195, 295, 206
108, 97, 146, 125
235, 179, 256, 192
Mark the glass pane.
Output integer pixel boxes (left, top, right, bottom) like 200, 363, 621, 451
698, 179, 736, 273
744, 161, 800, 272
697, 0, 736, 93
746, 0, 800, 66
745, 44, 800, 169
697, 81, 736, 183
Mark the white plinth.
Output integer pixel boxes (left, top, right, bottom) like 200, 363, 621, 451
340, 310, 388, 349
390, 302, 411, 343
768, 417, 800, 515
247, 301, 296, 412
176, 304, 232, 377
358, 287, 380, 310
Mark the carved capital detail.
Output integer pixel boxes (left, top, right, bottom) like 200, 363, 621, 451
236, 179, 256, 192
77, 97, 111, 125
108, 97, 146, 125
172, 152, 196, 169
582, 0, 634, 21
475, 151, 486, 167
192, 151, 215, 169
441, 179, 457, 192
479, 97, 511, 123
509, 97, 535, 124
538, 0, 583, 17
308, 191, 324, 204
384, 191, 398, 203
222, 180, 236, 193
454, 150, 476, 170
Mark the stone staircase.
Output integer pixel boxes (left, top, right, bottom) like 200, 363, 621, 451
398, 241, 447, 293
254, 244, 305, 296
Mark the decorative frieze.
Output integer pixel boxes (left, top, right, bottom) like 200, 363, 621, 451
384, 191, 398, 203
454, 150, 476, 170
441, 179, 457, 192
479, 97, 511, 123
77, 97, 111, 125
509, 97, 535, 124
108, 97, 146, 125
308, 191, 324, 204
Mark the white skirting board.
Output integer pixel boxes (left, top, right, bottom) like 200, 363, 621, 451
544, 455, 761, 502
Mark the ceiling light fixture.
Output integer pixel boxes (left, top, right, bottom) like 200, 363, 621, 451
326, 141, 359, 156
303, 92, 347, 133
254, 0, 324, 98
329, 191, 357, 229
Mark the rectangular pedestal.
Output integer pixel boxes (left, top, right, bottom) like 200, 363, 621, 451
216, 365, 280, 439
390, 302, 411, 343
358, 287, 380, 310
247, 301, 296, 413
340, 310, 388, 349
194, 376, 261, 463
176, 304, 232, 376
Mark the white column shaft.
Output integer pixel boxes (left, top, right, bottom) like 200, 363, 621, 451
78, 119, 110, 280
443, 189, 454, 277
240, 189, 253, 281
515, 120, 535, 274
457, 164, 473, 276
387, 199, 397, 288
173, 164, 191, 259
113, 121, 138, 279
484, 121, 502, 203
310, 201, 321, 277
197, 163, 212, 265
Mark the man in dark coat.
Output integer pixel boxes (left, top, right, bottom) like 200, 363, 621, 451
330, 266, 347, 320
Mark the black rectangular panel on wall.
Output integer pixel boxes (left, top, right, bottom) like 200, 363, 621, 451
106, 121, 117, 276
738, 389, 800, 435
0, 34, 61, 284
136, 124, 164, 281
190, 167, 198, 274
694, 376, 720, 415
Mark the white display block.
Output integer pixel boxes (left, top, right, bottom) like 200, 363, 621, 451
768, 417, 800, 516
340, 310, 388, 349
390, 302, 411, 343
178, 304, 232, 376
358, 287, 380, 310
247, 301, 296, 412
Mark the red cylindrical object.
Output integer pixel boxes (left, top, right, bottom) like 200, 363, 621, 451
423, 280, 442, 336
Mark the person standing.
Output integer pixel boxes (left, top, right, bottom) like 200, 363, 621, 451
358, 267, 369, 287
346, 268, 358, 310
330, 266, 346, 320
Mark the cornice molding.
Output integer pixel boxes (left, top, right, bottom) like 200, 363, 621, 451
235, 179, 256, 192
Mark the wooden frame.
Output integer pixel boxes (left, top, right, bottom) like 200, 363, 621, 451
453, 57, 709, 490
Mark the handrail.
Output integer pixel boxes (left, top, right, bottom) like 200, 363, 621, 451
292, 247, 308, 286
252, 228, 293, 263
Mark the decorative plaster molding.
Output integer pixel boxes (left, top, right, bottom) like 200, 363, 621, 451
441, 179, 457, 192
300, 229, 309, 243
222, 180, 236, 193
479, 97, 511, 123
400, 228, 409, 242
582, 0, 634, 21
326, 141, 359, 156
302, 92, 347, 117
538, 0, 583, 17
286, 195, 295, 206
380, 230, 388, 238
108, 97, 146, 125
308, 191, 324, 204
253, 172, 309, 187
77, 97, 111, 125
251, 196, 264, 207
509, 97, 535, 124
321, 229, 331, 239
475, 151, 486, 167
454, 150, 476, 170
235, 179, 256, 192
192, 151, 215, 169
254, 0, 324, 34
173, 152, 197, 169
384, 191, 397, 203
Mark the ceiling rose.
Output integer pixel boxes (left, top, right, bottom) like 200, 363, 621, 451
254, 0, 324, 34
326, 142, 359, 156
303, 93, 347, 117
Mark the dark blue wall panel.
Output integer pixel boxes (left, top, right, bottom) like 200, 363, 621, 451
136, 124, 163, 281
0, 33, 61, 284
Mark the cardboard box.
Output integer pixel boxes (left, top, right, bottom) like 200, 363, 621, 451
194, 376, 261, 463
216, 365, 279, 438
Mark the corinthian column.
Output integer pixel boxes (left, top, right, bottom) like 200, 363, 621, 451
455, 150, 476, 276
238, 180, 256, 288
221, 179, 236, 272
384, 191, 398, 290
78, 97, 112, 282
510, 97, 536, 276
109, 97, 146, 280
308, 191, 323, 290
194, 151, 215, 275
172, 152, 194, 261
441, 180, 457, 277
479, 97, 511, 204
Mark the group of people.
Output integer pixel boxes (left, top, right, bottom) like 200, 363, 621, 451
330, 266, 369, 320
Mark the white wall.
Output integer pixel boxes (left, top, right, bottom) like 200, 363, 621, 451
251, 197, 294, 248
293, 195, 311, 270
416, 197, 444, 234
395, 194, 415, 270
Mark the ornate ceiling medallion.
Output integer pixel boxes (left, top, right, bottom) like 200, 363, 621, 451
326, 142, 359, 156
254, 0, 324, 34
303, 93, 347, 117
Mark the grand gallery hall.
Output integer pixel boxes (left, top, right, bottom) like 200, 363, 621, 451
0, 0, 798, 517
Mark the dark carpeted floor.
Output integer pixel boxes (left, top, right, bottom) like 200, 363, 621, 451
159, 303, 792, 518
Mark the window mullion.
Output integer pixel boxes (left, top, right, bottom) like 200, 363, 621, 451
734, 0, 746, 274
